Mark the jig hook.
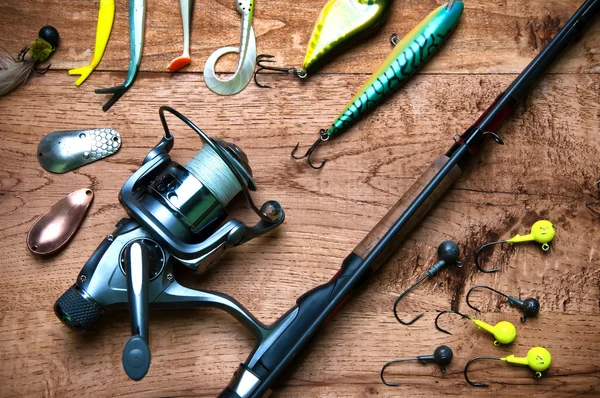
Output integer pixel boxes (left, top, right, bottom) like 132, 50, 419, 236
475, 220, 556, 273
381, 345, 453, 386
393, 241, 461, 325
291, 130, 329, 169
466, 285, 540, 322
464, 347, 552, 387
435, 310, 516, 346
253, 54, 305, 88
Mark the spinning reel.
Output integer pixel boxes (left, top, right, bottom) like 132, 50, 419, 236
54, 107, 285, 380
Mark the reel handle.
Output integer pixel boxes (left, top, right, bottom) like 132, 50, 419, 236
122, 241, 151, 381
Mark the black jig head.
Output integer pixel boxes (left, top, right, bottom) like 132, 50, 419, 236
466, 285, 540, 322
381, 345, 453, 386
393, 241, 461, 325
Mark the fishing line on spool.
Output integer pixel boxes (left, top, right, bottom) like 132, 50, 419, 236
185, 144, 243, 206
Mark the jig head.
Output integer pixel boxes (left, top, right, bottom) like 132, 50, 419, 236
69, 0, 115, 85
466, 285, 540, 322
203, 0, 256, 95
381, 345, 453, 386
27, 188, 94, 255
464, 347, 552, 387
253, 0, 392, 88
393, 241, 461, 325
475, 220, 556, 273
0, 26, 59, 97
167, 0, 193, 72
95, 0, 146, 111
292, 1, 464, 169
435, 310, 516, 346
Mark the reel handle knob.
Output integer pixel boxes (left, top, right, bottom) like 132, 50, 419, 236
260, 200, 283, 223
122, 241, 151, 380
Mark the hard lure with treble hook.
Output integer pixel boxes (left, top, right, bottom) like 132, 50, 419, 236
95, 0, 146, 111
254, 0, 393, 87
203, 0, 256, 95
293, 1, 463, 169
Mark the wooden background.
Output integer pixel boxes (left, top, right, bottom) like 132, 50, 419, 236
1, 0, 599, 396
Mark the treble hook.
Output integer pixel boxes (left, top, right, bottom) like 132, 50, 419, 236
393, 241, 461, 325
291, 129, 328, 169
435, 310, 517, 346
475, 220, 556, 273
464, 347, 552, 387
253, 54, 305, 88
466, 285, 540, 322
381, 345, 453, 386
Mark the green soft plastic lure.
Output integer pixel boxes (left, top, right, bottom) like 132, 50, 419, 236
254, 0, 393, 87
293, 1, 464, 169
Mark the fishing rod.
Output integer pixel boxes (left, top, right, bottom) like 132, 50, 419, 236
219, 1, 600, 396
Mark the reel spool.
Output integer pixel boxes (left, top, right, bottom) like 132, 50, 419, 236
120, 106, 284, 272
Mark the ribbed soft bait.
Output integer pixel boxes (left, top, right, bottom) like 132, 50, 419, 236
292, 1, 464, 169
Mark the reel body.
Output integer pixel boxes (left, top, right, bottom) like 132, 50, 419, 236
55, 107, 285, 380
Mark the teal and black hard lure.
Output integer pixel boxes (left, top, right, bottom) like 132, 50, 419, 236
293, 1, 464, 169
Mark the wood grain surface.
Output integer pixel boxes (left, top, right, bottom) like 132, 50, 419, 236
0, 0, 599, 397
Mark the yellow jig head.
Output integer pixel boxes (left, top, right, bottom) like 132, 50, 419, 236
475, 220, 556, 273
435, 310, 517, 346
464, 347, 552, 387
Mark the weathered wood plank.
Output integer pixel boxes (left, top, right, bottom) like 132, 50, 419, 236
0, 69, 599, 396
0, 0, 598, 75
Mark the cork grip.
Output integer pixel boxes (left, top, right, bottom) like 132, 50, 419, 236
353, 155, 462, 267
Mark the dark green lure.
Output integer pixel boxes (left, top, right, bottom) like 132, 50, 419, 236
292, 1, 464, 169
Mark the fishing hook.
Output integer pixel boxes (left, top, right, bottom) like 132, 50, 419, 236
466, 285, 540, 322
474, 240, 506, 273
464, 356, 503, 387
435, 309, 517, 346
291, 129, 329, 169
393, 241, 461, 325
381, 345, 453, 386
464, 347, 552, 387
434, 309, 471, 335
253, 54, 305, 88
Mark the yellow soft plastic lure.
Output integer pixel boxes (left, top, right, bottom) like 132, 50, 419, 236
69, 0, 115, 86
203, 0, 256, 95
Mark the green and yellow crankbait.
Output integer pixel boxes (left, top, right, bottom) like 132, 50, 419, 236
293, 1, 464, 169
254, 0, 393, 87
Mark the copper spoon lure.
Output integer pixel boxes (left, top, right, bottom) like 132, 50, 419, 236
27, 188, 94, 255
